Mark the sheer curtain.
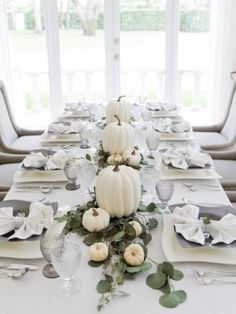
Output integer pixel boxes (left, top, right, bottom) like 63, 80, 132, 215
208, 0, 236, 124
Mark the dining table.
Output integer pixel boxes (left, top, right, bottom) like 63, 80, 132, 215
1, 106, 236, 314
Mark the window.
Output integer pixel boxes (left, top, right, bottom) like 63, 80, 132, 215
0, 0, 231, 128
57, 0, 105, 103
6, 0, 51, 128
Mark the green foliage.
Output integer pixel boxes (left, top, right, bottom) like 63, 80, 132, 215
146, 262, 186, 309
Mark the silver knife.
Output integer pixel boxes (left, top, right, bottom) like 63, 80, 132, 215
0, 263, 39, 271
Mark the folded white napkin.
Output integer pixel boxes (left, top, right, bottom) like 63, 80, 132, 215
171, 121, 190, 133
48, 123, 69, 134
23, 152, 48, 169
162, 147, 211, 169
0, 202, 54, 240
153, 118, 173, 133
161, 102, 177, 111
207, 214, 236, 244
69, 120, 86, 133
146, 102, 162, 111
173, 205, 236, 245
173, 205, 205, 245
65, 102, 81, 112
46, 150, 75, 170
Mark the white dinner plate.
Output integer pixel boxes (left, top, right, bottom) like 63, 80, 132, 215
159, 167, 221, 180
14, 170, 67, 183
162, 214, 236, 264
40, 132, 81, 143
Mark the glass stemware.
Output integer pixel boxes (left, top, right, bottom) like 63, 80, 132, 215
156, 180, 174, 212
146, 132, 159, 158
51, 234, 82, 297
40, 233, 63, 278
64, 159, 80, 190
140, 166, 159, 203
141, 108, 152, 130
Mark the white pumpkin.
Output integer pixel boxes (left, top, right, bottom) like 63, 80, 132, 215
123, 148, 141, 166
102, 115, 135, 155
128, 221, 142, 236
96, 164, 141, 218
89, 242, 109, 262
106, 96, 132, 124
124, 244, 145, 266
82, 208, 110, 232
107, 154, 124, 165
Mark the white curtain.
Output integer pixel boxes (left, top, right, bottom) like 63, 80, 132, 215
0, 0, 12, 99
208, 0, 236, 124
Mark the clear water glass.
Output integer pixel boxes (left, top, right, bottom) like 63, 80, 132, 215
64, 159, 80, 190
146, 132, 159, 158
40, 233, 63, 278
140, 166, 159, 203
78, 160, 96, 190
141, 108, 152, 130
156, 180, 174, 212
51, 234, 82, 297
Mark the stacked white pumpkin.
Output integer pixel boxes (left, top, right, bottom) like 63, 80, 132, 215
81, 97, 145, 266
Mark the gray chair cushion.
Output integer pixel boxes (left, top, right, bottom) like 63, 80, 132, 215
0, 191, 7, 201
10, 135, 42, 151
213, 159, 236, 188
194, 132, 228, 147
0, 163, 19, 189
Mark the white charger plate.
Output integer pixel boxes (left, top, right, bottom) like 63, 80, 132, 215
162, 214, 236, 264
160, 167, 221, 180
14, 170, 67, 183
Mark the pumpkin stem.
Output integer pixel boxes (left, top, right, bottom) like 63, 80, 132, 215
132, 149, 136, 155
114, 114, 121, 126
117, 95, 126, 102
113, 164, 120, 172
92, 208, 99, 216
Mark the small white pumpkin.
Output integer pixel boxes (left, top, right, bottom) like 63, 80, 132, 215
124, 244, 145, 266
123, 148, 141, 166
102, 115, 135, 155
96, 164, 141, 218
82, 208, 110, 232
128, 221, 142, 237
106, 96, 132, 124
107, 154, 124, 165
89, 242, 109, 262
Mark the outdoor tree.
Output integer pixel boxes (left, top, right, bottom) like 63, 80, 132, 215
71, 0, 101, 36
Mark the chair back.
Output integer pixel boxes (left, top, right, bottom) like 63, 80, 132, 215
221, 72, 236, 142
0, 81, 18, 146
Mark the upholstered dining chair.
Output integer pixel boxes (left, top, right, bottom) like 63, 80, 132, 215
193, 71, 236, 150
0, 80, 44, 154
211, 149, 236, 202
0, 152, 25, 200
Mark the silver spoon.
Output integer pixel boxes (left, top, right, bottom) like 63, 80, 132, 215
0, 268, 29, 280
194, 275, 236, 286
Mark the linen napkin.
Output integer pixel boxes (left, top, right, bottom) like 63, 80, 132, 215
23, 152, 48, 169
146, 102, 162, 111
162, 102, 177, 111
48, 123, 69, 134
153, 118, 173, 133
0, 202, 54, 240
46, 150, 75, 170
207, 214, 236, 244
65, 102, 81, 112
171, 121, 190, 133
172, 205, 205, 245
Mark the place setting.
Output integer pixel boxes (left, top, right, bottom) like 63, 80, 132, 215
146, 101, 180, 118
158, 146, 221, 180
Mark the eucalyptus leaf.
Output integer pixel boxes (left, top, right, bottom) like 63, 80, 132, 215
162, 262, 174, 276
146, 202, 157, 212
85, 153, 91, 161
111, 230, 125, 242
126, 262, 152, 273
170, 269, 184, 281
146, 272, 166, 289
137, 242, 148, 259
159, 293, 179, 308
172, 290, 187, 303
124, 272, 136, 280
88, 260, 105, 267
97, 280, 111, 294
141, 233, 152, 245
125, 224, 136, 238
105, 274, 113, 284
147, 218, 158, 229
160, 280, 171, 294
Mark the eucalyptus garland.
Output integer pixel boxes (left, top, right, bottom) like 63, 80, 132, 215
56, 121, 187, 311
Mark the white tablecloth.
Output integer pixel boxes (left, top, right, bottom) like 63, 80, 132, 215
1, 130, 236, 314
